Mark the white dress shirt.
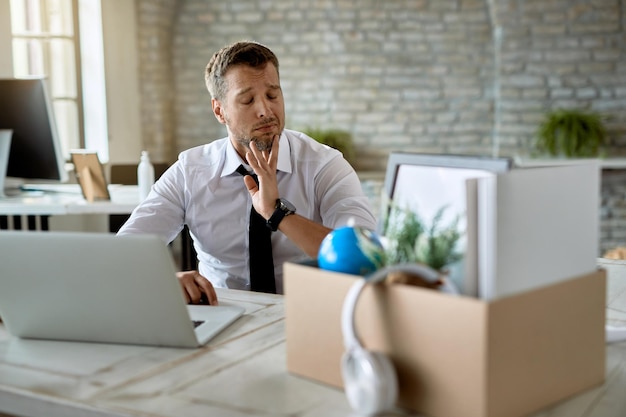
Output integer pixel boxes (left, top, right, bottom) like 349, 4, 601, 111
117, 129, 377, 293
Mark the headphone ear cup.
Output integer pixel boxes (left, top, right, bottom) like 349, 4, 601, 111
341, 347, 398, 414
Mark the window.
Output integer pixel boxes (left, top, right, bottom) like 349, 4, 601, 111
9, 0, 108, 161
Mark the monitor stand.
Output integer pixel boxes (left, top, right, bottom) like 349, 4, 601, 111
1, 179, 37, 198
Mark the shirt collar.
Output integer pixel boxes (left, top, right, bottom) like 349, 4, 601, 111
221, 132, 292, 177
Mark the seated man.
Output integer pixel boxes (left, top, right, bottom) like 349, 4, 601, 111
118, 41, 376, 305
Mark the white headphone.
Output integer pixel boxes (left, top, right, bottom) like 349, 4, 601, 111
340, 263, 458, 415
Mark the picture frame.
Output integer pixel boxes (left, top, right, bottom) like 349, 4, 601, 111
70, 150, 110, 202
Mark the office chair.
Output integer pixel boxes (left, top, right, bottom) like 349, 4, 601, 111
109, 163, 198, 271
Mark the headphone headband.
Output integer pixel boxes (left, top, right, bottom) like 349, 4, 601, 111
341, 263, 445, 351
340, 263, 458, 414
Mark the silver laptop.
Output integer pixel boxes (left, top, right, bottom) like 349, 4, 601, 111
0, 231, 244, 348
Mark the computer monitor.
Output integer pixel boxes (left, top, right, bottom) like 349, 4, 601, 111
0, 78, 69, 197
382, 152, 512, 204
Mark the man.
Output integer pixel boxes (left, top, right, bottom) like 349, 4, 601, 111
118, 41, 376, 305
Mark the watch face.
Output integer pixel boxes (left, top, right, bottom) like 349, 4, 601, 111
279, 198, 296, 213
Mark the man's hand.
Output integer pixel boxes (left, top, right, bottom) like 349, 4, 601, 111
245, 134, 280, 219
176, 270, 218, 306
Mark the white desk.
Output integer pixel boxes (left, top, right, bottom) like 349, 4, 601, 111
1, 261, 626, 417
0, 184, 195, 270
0, 185, 139, 232
0, 185, 139, 216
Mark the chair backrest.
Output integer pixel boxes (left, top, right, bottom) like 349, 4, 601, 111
110, 163, 170, 185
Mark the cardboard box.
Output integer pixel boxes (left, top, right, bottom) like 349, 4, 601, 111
284, 262, 606, 417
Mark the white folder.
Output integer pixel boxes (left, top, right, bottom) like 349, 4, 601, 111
473, 161, 600, 300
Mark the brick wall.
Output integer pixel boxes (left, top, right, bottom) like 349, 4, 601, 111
134, 0, 626, 254
135, 0, 178, 163
602, 168, 626, 254
494, 0, 626, 156
135, 0, 625, 164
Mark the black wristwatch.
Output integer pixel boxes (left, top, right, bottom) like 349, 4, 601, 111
266, 198, 296, 231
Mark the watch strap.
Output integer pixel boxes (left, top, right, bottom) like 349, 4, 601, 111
266, 198, 295, 231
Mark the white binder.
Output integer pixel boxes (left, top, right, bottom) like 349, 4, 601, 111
473, 161, 600, 300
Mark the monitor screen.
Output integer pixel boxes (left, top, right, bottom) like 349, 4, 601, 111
0, 78, 68, 194
380, 152, 512, 295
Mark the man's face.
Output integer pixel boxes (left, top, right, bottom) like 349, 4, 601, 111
212, 63, 285, 156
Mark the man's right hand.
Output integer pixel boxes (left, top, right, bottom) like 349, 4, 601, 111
176, 270, 218, 306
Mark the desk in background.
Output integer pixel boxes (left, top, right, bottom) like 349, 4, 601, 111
0, 184, 139, 231
1, 261, 626, 417
0, 184, 197, 271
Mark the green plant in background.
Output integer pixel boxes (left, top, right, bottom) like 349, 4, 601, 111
534, 109, 608, 158
414, 207, 463, 271
382, 204, 424, 265
381, 203, 463, 272
302, 127, 356, 164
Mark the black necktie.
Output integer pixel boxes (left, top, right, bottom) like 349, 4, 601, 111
236, 165, 276, 293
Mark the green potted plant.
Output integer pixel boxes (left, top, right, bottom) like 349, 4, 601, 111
302, 127, 356, 165
382, 203, 463, 272
534, 109, 608, 158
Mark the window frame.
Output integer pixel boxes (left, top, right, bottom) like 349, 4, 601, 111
9, 0, 85, 157
1, 0, 144, 166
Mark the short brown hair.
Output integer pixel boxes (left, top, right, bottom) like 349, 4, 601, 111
205, 41, 279, 101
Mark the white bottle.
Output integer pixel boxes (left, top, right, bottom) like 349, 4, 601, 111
137, 150, 155, 201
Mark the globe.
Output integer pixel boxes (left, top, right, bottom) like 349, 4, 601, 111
318, 226, 385, 276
